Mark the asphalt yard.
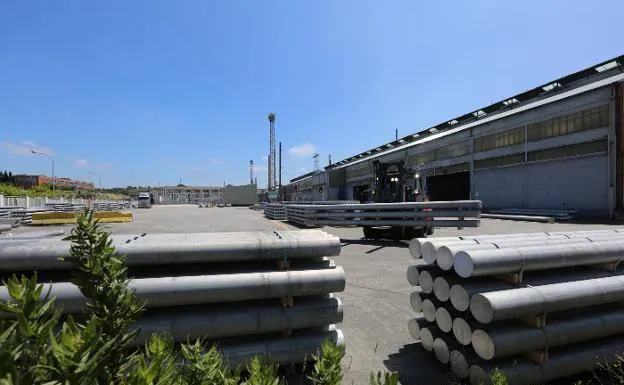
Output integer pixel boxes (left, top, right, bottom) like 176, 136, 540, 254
13, 205, 622, 385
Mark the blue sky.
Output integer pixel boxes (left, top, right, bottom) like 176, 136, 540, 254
1, 1, 622, 188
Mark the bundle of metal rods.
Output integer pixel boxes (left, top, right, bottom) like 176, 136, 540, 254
285, 200, 482, 228
264, 203, 287, 220
407, 228, 624, 385
0, 229, 346, 367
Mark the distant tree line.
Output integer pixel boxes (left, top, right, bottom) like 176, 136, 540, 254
0, 170, 15, 184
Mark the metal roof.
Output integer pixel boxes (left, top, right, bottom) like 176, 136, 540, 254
325, 55, 624, 171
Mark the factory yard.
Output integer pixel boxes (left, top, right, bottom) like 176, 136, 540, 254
10, 205, 624, 385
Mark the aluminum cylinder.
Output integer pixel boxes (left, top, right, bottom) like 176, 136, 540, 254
408, 317, 430, 340
435, 306, 461, 333
289, 200, 482, 211
450, 349, 480, 379
469, 336, 624, 385
438, 234, 624, 272
410, 291, 425, 312
0, 267, 346, 316
133, 296, 343, 345
471, 308, 624, 360
406, 264, 426, 286
449, 268, 623, 312
418, 270, 435, 293
421, 240, 478, 264
470, 275, 624, 324
452, 317, 479, 346
420, 326, 443, 351
454, 240, 624, 278
311, 219, 480, 227
422, 298, 440, 322
216, 327, 344, 367
0, 233, 342, 271
433, 337, 462, 364
433, 275, 463, 302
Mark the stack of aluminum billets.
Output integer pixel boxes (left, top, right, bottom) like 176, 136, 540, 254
46, 202, 86, 213
264, 203, 287, 220
285, 200, 481, 228
407, 228, 624, 385
486, 208, 579, 222
92, 202, 124, 211
282, 201, 360, 205
2, 207, 49, 225
0, 229, 345, 367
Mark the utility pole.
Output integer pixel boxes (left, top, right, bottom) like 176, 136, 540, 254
396, 129, 398, 141
278, 141, 282, 199
268, 112, 276, 190
313, 153, 319, 172
328, 154, 332, 166
31, 150, 54, 191
249, 160, 254, 185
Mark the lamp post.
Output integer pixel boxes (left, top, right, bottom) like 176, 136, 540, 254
31, 150, 55, 191
88, 172, 100, 198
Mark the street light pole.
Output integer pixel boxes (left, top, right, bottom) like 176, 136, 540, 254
31, 150, 55, 191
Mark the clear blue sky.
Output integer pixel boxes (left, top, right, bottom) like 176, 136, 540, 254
1, 1, 622, 188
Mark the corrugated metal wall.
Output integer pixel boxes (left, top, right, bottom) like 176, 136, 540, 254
474, 154, 608, 215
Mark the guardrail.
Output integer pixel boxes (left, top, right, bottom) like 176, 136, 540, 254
407, 228, 624, 384
285, 200, 482, 228
0, 229, 346, 366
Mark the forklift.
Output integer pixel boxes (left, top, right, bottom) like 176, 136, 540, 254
362, 160, 435, 240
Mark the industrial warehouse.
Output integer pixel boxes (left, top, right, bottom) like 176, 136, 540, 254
285, 55, 624, 218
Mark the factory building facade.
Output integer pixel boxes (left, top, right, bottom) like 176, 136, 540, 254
288, 55, 624, 217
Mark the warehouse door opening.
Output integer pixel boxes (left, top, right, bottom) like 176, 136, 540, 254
426, 171, 470, 201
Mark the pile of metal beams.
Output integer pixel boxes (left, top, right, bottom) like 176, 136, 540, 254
92, 202, 127, 211
484, 208, 579, 222
407, 229, 624, 385
264, 203, 287, 220
285, 200, 482, 228
282, 201, 360, 205
0, 229, 345, 367
47, 202, 86, 212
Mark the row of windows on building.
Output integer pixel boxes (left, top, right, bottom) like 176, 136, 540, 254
347, 136, 607, 179
474, 104, 609, 152
345, 104, 610, 177
408, 139, 608, 176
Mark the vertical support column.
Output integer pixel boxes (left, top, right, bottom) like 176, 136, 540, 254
469, 129, 475, 200
614, 82, 624, 212
609, 88, 617, 218
0, 194, 4, 207
26, 196, 30, 209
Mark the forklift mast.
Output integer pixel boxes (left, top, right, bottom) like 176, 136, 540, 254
371, 160, 408, 203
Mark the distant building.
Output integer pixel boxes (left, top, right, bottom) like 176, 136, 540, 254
151, 185, 223, 204
13, 174, 95, 190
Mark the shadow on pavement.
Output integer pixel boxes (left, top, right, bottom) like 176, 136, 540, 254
383, 343, 450, 385
339, 238, 409, 248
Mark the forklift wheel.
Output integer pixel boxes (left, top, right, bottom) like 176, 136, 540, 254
363, 226, 376, 239
412, 228, 427, 239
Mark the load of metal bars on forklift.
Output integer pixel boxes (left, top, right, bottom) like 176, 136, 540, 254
285, 200, 481, 238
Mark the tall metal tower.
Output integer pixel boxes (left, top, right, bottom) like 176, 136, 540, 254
249, 160, 254, 185
268, 112, 276, 190
313, 153, 319, 172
